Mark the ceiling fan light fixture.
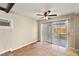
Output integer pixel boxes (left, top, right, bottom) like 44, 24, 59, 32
44, 16, 48, 20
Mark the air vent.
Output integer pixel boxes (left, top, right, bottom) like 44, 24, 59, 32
0, 18, 14, 29
0, 19, 10, 26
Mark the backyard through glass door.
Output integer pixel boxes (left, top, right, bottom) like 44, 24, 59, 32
41, 20, 68, 47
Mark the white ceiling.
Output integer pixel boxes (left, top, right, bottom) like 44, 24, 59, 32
1, 3, 79, 20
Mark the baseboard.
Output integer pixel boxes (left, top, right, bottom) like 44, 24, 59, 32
0, 49, 11, 55
0, 40, 38, 55
10, 40, 38, 52
70, 47, 79, 52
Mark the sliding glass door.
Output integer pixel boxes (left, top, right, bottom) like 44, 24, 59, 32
41, 20, 68, 47
52, 20, 68, 47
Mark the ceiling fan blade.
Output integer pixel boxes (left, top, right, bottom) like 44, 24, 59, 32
40, 16, 45, 19
37, 14, 43, 16
48, 14, 57, 16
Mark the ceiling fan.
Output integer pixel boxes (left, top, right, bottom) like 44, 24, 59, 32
36, 10, 57, 20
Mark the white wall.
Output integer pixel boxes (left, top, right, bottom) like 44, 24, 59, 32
0, 11, 38, 52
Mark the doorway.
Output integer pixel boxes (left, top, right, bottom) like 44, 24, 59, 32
40, 20, 68, 47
